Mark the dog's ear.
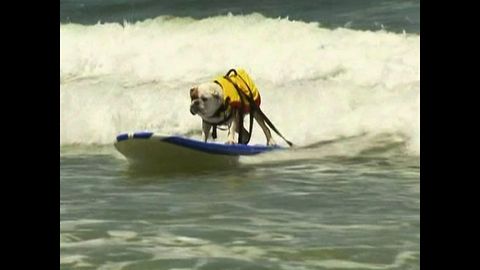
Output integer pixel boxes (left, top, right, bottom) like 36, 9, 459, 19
190, 87, 198, 99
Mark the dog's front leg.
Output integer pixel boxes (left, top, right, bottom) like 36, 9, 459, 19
226, 111, 238, 144
202, 120, 212, 143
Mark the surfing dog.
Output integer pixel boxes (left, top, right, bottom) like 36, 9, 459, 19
189, 68, 277, 146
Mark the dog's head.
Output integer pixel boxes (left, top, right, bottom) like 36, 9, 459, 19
189, 82, 223, 118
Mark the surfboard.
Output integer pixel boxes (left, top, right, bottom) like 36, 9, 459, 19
114, 131, 283, 170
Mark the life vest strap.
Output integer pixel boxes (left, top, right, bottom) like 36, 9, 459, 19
223, 72, 253, 144
223, 69, 293, 147
202, 103, 233, 140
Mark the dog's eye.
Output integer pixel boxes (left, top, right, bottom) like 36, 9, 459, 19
201, 97, 208, 102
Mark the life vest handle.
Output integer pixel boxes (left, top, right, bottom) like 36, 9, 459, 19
225, 69, 238, 77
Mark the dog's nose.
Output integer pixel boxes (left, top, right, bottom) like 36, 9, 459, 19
193, 100, 200, 105
190, 102, 199, 115
190, 106, 197, 115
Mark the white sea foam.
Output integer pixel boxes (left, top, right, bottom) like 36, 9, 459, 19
60, 14, 419, 155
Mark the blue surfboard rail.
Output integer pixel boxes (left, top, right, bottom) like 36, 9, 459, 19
116, 132, 153, 142
115, 132, 282, 156
162, 136, 281, 156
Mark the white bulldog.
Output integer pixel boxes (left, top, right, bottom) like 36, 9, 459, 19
189, 69, 276, 146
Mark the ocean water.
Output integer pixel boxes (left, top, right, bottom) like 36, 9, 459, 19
60, 0, 419, 33
60, 1, 420, 269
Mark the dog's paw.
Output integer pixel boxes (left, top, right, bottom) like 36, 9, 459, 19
267, 138, 277, 147
225, 140, 236, 145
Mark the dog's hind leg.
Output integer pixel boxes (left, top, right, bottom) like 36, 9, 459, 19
254, 111, 277, 146
238, 126, 250, 144
231, 111, 251, 144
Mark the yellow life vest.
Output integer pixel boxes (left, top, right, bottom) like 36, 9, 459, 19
214, 68, 261, 113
